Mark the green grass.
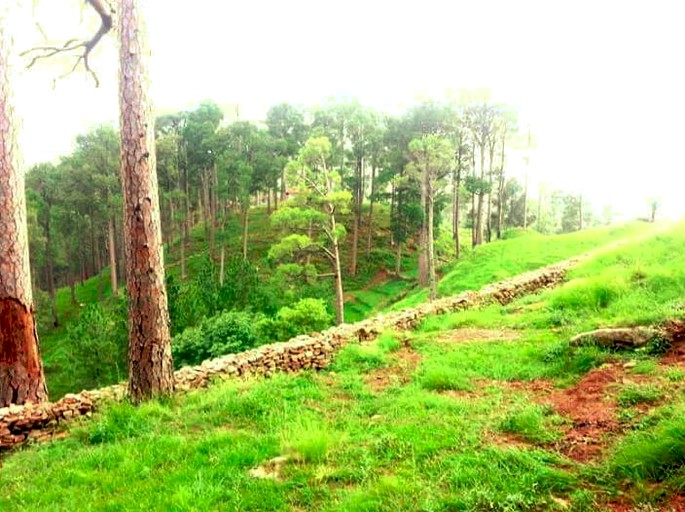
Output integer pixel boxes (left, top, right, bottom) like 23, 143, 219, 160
389, 221, 652, 311
7, 222, 685, 510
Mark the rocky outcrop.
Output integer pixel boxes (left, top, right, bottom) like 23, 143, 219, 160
0, 258, 577, 452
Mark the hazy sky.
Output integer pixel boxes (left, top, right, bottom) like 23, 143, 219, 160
9, 0, 685, 219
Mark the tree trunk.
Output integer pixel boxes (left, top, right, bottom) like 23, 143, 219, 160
522, 172, 529, 229
179, 219, 186, 280
349, 156, 362, 276
219, 243, 225, 287
426, 174, 437, 302
108, 216, 118, 296
241, 207, 248, 260
486, 139, 495, 243
70, 271, 77, 305
330, 210, 345, 325
452, 143, 462, 259
365, 164, 376, 257
394, 243, 402, 277
475, 143, 485, 246
0, 26, 48, 406
578, 193, 583, 230
119, 0, 174, 402
418, 170, 428, 286
332, 237, 345, 325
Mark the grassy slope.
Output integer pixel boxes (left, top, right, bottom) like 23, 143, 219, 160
3, 222, 684, 510
389, 222, 652, 311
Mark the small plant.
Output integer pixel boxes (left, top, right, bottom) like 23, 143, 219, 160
499, 404, 561, 444
376, 332, 402, 353
617, 384, 664, 407
665, 368, 685, 382
418, 365, 472, 392
280, 419, 342, 463
332, 344, 387, 373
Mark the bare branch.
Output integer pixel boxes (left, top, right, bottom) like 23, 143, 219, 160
21, 0, 113, 87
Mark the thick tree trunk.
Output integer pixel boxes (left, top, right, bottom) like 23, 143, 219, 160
108, 216, 118, 296
119, 0, 174, 402
0, 26, 48, 406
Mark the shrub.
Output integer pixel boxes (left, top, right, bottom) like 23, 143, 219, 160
172, 310, 260, 367
65, 301, 128, 389
259, 298, 333, 342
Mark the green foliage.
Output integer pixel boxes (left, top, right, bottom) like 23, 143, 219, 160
609, 406, 685, 481
63, 302, 128, 389
617, 384, 664, 407
258, 298, 333, 342
172, 311, 260, 367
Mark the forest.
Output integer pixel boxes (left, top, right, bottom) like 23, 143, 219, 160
1, 1, 684, 511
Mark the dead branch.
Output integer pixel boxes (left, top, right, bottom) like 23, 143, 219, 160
21, 0, 113, 87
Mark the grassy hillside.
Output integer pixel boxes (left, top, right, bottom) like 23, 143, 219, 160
3, 222, 684, 510
389, 222, 653, 311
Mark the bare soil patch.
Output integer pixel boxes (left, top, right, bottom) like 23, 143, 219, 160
539, 364, 630, 462
365, 347, 421, 393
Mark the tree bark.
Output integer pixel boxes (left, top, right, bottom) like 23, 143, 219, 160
486, 138, 495, 243
108, 216, 118, 296
452, 138, 463, 259
118, 0, 174, 402
475, 143, 485, 246
394, 243, 402, 277
331, 224, 345, 326
426, 172, 437, 302
0, 24, 48, 406
418, 169, 428, 287
496, 133, 506, 239
241, 207, 248, 260
349, 155, 363, 276
365, 164, 376, 257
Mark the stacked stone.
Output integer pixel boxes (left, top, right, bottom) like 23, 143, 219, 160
0, 258, 575, 453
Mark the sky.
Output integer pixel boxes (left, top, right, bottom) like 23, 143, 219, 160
8, 0, 685, 220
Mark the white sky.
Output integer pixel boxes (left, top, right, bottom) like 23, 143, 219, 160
8, 0, 685, 219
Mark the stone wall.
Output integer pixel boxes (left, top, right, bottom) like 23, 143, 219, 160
0, 257, 577, 452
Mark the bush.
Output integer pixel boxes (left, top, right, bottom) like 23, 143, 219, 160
258, 298, 333, 342
65, 302, 128, 389
172, 310, 260, 367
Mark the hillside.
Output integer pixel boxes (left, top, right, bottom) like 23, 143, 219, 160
2, 221, 684, 510
37, 208, 646, 400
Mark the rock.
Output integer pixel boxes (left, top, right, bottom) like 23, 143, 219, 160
570, 327, 661, 349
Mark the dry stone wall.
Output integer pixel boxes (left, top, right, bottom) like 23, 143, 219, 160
0, 257, 578, 452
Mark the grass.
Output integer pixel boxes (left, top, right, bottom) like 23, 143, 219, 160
389, 221, 652, 311
5, 222, 685, 509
